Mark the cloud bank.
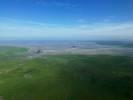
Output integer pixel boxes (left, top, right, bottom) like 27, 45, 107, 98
0, 18, 133, 40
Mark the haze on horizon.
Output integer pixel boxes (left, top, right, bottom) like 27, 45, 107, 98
0, 0, 133, 41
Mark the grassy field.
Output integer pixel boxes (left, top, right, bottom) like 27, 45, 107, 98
0, 46, 28, 60
0, 46, 133, 100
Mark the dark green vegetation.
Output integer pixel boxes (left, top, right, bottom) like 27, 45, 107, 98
0, 46, 133, 100
0, 46, 28, 59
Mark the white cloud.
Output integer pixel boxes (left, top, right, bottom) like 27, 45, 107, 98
0, 18, 133, 40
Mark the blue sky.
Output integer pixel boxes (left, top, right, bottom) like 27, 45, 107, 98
0, 0, 133, 40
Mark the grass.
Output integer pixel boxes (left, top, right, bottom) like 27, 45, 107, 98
0, 47, 133, 100
0, 46, 28, 60
0, 46, 27, 56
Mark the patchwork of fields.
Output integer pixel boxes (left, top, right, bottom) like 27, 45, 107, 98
0, 46, 133, 100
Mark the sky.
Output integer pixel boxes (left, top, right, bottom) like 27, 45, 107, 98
0, 0, 133, 40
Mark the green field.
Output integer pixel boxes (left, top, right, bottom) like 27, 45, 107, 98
0, 46, 28, 59
0, 46, 133, 100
